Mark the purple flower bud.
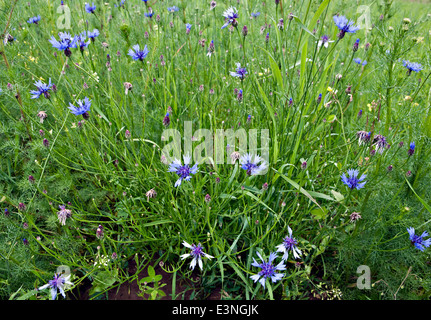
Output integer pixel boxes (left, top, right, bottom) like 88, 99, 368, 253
242, 25, 248, 37
353, 39, 359, 52
96, 224, 104, 239
317, 93, 322, 104
408, 142, 415, 156
205, 194, 211, 203
163, 112, 170, 126
301, 161, 307, 170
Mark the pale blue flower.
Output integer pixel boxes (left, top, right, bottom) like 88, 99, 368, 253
250, 252, 286, 289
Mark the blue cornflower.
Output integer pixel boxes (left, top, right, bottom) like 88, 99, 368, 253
168, 154, 199, 187
407, 227, 431, 251
180, 241, 213, 270
276, 226, 302, 260
353, 58, 367, 66
230, 62, 248, 80
68, 97, 92, 119
30, 78, 53, 99
128, 44, 149, 61
341, 169, 367, 190
27, 15, 41, 24
239, 153, 268, 176
38, 273, 73, 300
221, 6, 239, 29
76, 32, 90, 52
186, 23, 192, 34
333, 15, 360, 39
115, 0, 126, 8
251, 12, 260, 19
402, 60, 423, 75
168, 6, 179, 13
144, 11, 154, 18
49, 32, 77, 57
85, 2, 96, 13
250, 252, 286, 289
408, 141, 415, 156
87, 29, 100, 41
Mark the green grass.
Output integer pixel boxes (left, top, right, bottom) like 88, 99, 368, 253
0, 0, 430, 300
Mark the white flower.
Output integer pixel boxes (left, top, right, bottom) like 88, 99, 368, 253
180, 241, 213, 270
275, 226, 302, 260
239, 153, 268, 176
38, 273, 74, 300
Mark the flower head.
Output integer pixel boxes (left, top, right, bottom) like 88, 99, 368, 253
356, 131, 371, 145
230, 62, 248, 80
207, 40, 215, 57
38, 273, 73, 300
128, 44, 149, 61
57, 205, 72, 225
87, 29, 100, 41
250, 252, 286, 289
49, 32, 78, 56
341, 169, 367, 190
186, 23, 192, 34
251, 12, 261, 19
333, 15, 360, 39
402, 60, 423, 75
30, 78, 53, 99
76, 32, 90, 52
85, 2, 96, 13
168, 6, 179, 13
276, 226, 302, 260
372, 134, 388, 154
407, 227, 431, 251
27, 15, 41, 24
180, 241, 213, 270
221, 7, 239, 29
353, 58, 367, 66
408, 141, 415, 156
349, 212, 362, 223
144, 9, 154, 18
318, 35, 333, 48
239, 153, 267, 176
168, 154, 198, 187
115, 0, 126, 8
163, 112, 170, 126
68, 97, 91, 119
